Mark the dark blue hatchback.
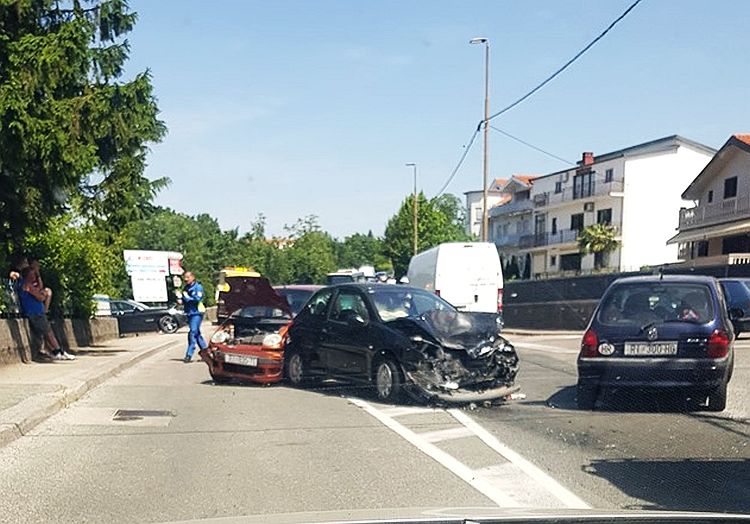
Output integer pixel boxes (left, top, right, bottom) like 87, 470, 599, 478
577, 275, 737, 411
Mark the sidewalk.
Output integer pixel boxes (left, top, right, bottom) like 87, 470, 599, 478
0, 330, 185, 448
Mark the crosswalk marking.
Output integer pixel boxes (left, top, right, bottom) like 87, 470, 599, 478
418, 426, 475, 443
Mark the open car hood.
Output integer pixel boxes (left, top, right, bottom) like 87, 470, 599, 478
226, 277, 292, 317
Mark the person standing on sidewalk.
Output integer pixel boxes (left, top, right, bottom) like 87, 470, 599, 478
19, 267, 75, 361
182, 271, 207, 363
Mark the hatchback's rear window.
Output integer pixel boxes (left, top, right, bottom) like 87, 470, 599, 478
598, 283, 714, 326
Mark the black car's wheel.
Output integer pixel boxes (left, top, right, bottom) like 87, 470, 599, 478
576, 384, 598, 410
285, 348, 307, 387
373, 357, 402, 403
158, 315, 179, 334
707, 382, 727, 412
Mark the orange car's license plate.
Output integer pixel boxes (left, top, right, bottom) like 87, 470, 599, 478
224, 353, 258, 367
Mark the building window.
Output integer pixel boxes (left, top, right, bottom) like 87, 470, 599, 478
570, 213, 584, 232
551, 217, 558, 235
475, 207, 482, 220
597, 208, 612, 225
573, 171, 593, 199
554, 181, 562, 194
694, 240, 709, 258
724, 176, 738, 199
707, 190, 714, 203
550, 255, 557, 266
560, 253, 582, 271
534, 214, 546, 236
605, 169, 613, 183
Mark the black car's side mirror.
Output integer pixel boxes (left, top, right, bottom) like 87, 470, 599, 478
729, 307, 745, 321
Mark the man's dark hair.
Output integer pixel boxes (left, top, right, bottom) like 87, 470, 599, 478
21, 266, 34, 279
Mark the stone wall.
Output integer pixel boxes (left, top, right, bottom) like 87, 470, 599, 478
0, 317, 119, 366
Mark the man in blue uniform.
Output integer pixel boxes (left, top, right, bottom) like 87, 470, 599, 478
182, 271, 207, 363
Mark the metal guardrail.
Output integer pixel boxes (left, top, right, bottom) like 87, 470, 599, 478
679, 194, 750, 230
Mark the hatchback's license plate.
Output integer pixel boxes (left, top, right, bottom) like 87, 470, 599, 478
624, 342, 678, 356
224, 353, 258, 367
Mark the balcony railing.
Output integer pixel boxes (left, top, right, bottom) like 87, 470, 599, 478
491, 232, 524, 247
489, 197, 533, 217
678, 194, 750, 230
535, 179, 624, 207
519, 228, 580, 248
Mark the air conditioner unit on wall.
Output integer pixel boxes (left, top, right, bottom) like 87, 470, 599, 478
583, 202, 594, 212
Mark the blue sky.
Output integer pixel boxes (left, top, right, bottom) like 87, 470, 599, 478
125, 0, 750, 238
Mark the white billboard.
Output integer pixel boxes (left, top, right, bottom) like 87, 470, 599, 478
123, 250, 183, 303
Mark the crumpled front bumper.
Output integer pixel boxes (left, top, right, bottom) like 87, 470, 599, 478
405, 372, 520, 403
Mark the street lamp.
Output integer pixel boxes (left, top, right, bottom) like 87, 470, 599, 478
470, 37, 490, 242
406, 163, 418, 256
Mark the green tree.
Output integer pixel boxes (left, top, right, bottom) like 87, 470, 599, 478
577, 224, 620, 270
24, 217, 118, 317
336, 231, 391, 272
383, 193, 472, 276
0, 0, 166, 258
282, 216, 337, 284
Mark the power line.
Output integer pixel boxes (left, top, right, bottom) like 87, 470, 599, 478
436, 125, 481, 196
486, 0, 644, 122
489, 125, 573, 165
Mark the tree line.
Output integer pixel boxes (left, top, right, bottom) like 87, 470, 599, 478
0, 1, 471, 317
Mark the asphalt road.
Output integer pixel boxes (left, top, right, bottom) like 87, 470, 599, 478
0, 334, 748, 523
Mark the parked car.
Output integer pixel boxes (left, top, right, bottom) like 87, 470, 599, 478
577, 275, 738, 411
274, 285, 323, 317
407, 242, 504, 314
719, 278, 750, 337
284, 283, 519, 403
201, 277, 293, 384
105, 299, 187, 334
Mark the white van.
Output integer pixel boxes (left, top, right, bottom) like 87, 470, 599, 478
406, 242, 503, 313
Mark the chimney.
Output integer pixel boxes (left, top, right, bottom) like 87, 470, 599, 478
582, 152, 595, 166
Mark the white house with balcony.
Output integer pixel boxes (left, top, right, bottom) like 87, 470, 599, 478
667, 134, 750, 266
490, 135, 715, 278
464, 178, 507, 238
487, 175, 536, 275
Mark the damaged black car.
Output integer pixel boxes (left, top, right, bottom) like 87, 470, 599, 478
284, 283, 519, 403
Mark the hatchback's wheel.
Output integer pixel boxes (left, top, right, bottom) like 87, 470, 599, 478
576, 384, 598, 410
373, 357, 402, 403
159, 315, 179, 334
285, 349, 306, 387
707, 382, 728, 412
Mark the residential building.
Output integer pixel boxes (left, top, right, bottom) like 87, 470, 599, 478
464, 178, 507, 238
488, 175, 536, 275
667, 134, 750, 266
490, 135, 716, 278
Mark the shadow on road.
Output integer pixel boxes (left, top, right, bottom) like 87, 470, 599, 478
546, 386, 715, 413
584, 457, 750, 512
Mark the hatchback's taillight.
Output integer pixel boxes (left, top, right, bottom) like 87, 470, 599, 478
707, 329, 729, 358
497, 289, 503, 313
581, 329, 599, 357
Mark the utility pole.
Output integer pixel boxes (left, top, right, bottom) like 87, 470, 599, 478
406, 163, 418, 255
470, 37, 490, 241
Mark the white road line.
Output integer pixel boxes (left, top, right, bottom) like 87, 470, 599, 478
348, 397, 519, 508
447, 408, 590, 509
419, 426, 475, 443
513, 342, 579, 354
378, 406, 439, 417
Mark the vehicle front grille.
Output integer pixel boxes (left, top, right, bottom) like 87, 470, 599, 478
223, 363, 261, 374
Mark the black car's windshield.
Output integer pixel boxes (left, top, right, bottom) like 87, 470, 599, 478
370, 287, 454, 322
598, 283, 715, 326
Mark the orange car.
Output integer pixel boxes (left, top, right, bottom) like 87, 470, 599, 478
200, 277, 293, 384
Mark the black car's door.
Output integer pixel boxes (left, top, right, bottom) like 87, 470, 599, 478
132, 306, 160, 332
112, 301, 139, 333
322, 289, 374, 379
291, 288, 334, 375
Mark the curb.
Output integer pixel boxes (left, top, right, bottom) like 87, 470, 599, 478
0, 339, 180, 449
